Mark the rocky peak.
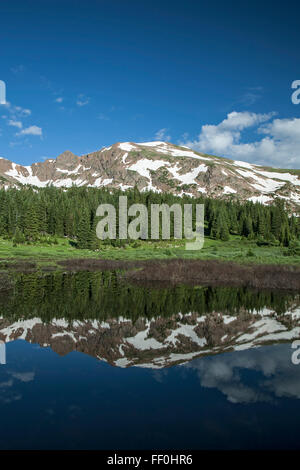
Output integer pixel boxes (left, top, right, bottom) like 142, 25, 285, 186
56, 150, 79, 168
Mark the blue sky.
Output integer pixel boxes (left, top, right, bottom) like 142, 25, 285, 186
0, 0, 299, 168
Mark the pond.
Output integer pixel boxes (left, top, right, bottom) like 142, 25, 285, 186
0, 271, 299, 449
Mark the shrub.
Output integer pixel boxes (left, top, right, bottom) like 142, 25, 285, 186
246, 249, 255, 257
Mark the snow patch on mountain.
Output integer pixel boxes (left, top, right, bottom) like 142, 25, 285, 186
223, 186, 237, 194
248, 195, 272, 204
128, 159, 169, 179
5, 164, 49, 187
168, 163, 207, 185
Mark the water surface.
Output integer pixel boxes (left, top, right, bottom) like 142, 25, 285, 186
0, 272, 299, 449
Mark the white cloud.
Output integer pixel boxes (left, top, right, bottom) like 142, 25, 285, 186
155, 128, 171, 141
18, 125, 42, 136
55, 97, 63, 103
8, 103, 31, 117
8, 119, 23, 129
185, 344, 300, 404
0, 100, 44, 141
98, 113, 110, 121
10, 64, 25, 75
0, 380, 13, 388
11, 371, 35, 382
237, 86, 263, 106
182, 111, 300, 168
2, 101, 31, 119
76, 94, 90, 107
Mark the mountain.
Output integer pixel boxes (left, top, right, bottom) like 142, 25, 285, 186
0, 301, 299, 368
1, 141, 300, 210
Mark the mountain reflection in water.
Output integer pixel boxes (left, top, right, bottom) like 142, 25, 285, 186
0, 271, 299, 449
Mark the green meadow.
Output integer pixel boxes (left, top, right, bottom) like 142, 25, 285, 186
0, 234, 299, 271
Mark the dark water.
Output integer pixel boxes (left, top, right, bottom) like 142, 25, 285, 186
0, 272, 299, 450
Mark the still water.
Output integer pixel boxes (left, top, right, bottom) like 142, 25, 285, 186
0, 271, 299, 450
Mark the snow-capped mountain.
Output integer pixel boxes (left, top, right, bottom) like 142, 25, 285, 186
1, 302, 299, 369
1, 141, 300, 210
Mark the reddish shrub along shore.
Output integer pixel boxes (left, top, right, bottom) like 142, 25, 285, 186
55, 258, 300, 291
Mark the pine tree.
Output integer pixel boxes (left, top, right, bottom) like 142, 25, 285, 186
220, 221, 230, 241
257, 213, 266, 238
280, 223, 291, 247
210, 216, 220, 239
242, 216, 253, 238
24, 204, 40, 241
13, 227, 26, 246
76, 209, 91, 249
271, 209, 282, 239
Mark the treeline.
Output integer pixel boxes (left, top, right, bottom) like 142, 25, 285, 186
0, 271, 297, 321
0, 186, 299, 248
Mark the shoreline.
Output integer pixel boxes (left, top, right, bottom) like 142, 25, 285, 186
0, 257, 299, 291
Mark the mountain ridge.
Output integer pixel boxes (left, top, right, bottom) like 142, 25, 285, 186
1, 303, 300, 369
0, 141, 299, 211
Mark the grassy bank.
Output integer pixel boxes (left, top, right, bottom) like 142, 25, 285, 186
0, 234, 299, 271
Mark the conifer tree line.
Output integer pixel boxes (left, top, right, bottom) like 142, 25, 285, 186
1, 271, 298, 321
0, 186, 299, 249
